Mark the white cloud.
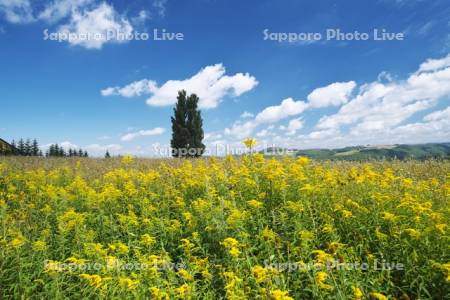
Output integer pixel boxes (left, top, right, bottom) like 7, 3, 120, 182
60, 141, 79, 149
85, 143, 123, 152
417, 54, 450, 73
38, 0, 93, 23
222, 54, 450, 149
153, 0, 167, 17
0, 0, 34, 23
255, 98, 307, 123
240, 111, 254, 119
385, 106, 450, 143
307, 129, 338, 140
1, 0, 145, 49
204, 132, 222, 141
146, 64, 258, 109
423, 106, 450, 121
121, 127, 165, 141
307, 81, 356, 108
131, 10, 149, 25
256, 129, 269, 137
103, 64, 258, 109
225, 98, 307, 139
285, 118, 304, 135
317, 55, 450, 134
56, 2, 133, 49
101, 79, 157, 97
224, 120, 258, 140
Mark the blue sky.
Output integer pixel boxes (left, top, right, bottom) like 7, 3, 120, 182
1, 0, 449, 156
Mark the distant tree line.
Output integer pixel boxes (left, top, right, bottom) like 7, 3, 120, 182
0, 138, 43, 156
46, 144, 88, 157
11, 139, 43, 156
0, 138, 89, 157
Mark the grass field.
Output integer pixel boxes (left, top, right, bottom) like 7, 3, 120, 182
0, 156, 449, 299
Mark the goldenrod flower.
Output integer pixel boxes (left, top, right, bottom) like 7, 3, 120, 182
79, 274, 108, 289
119, 277, 139, 290
352, 287, 363, 300
140, 234, 156, 247
149, 287, 169, 300
247, 199, 263, 209
243, 138, 257, 149
271, 289, 294, 300
177, 269, 194, 281
32, 240, 47, 251
369, 292, 388, 300
174, 283, 190, 297
315, 271, 333, 290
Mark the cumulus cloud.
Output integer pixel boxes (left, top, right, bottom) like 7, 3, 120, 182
102, 64, 258, 109
255, 98, 307, 124
223, 54, 450, 148
60, 141, 80, 149
152, 0, 167, 17
204, 132, 222, 141
225, 98, 307, 139
285, 118, 304, 135
0, 0, 34, 23
101, 79, 158, 97
225, 80, 356, 139
317, 54, 450, 134
240, 111, 254, 119
38, 0, 93, 23
224, 120, 258, 140
307, 81, 356, 108
57, 2, 133, 49
423, 106, 450, 121
121, 127, 165, 141
0, 0, 141, 49
83, 144, 123, 156
417, 54, 450, 73
44, 141, 80, 150
386, 106, 450, 143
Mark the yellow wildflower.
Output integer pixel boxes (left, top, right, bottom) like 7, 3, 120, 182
435, 224, 447, 234
140, 234, 156, 247
149, 287, 169, 300
79, 274, 106, 289
315, 271, 333, 290
369, 292, 388, 300
174, 283, 190, 297
119, 277, 139, 290
271, 289, 294, 300
32, 240, 47, 251
352, 287, 363, 300
243, 138, 257, 149
247, 199, 263, 209
177, 269, 194, 281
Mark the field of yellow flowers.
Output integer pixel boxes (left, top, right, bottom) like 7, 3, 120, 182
0, 155, 449, 299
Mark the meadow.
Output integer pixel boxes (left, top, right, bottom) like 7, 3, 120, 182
0, 156, 449, 299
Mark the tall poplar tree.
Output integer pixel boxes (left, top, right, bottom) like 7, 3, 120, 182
170, 90, 205, 158
186, 93, 205, 157
171, 90, 190, 157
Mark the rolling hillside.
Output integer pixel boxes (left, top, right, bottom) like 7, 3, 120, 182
265, 143, 450, 160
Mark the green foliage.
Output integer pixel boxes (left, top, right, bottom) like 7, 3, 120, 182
171, 90, 205, 157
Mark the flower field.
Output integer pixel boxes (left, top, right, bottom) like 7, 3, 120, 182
0, 156, 449, 299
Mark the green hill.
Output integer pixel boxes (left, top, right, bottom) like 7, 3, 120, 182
294, 143, 450, 160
